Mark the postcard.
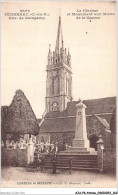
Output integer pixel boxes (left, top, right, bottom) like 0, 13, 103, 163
1, 0, 117, 191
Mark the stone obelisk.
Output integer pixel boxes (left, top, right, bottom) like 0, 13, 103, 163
73, 99, 89, 148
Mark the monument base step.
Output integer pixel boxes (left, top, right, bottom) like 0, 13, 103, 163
61, 147, 97, 155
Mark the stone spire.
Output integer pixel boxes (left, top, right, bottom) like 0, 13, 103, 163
55, 16, 63, 55
47, 16, 71, 66
46, 16, 73, 112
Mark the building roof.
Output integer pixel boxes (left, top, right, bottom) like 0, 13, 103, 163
39, 97, 116, 134
44, 96, 116, 119
40, 117, 76, 133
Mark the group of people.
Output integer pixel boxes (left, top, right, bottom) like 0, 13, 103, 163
36, 142, 58, 154
2, 138, 36, 149
2, 137, 59, 156
1, 139, 28, 149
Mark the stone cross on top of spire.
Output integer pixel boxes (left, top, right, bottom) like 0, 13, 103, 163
47, 16, 71, 67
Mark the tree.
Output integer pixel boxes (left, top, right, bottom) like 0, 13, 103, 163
1, 106, 9, 147
5, 90, 39, 139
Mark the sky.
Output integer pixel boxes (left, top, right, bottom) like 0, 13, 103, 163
1, 1, 116, 118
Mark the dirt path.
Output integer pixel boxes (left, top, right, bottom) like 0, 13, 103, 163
1, 166, 116, 188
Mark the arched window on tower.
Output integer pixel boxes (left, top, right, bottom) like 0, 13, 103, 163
58, 77, 60, 94
52, 78, 54, 94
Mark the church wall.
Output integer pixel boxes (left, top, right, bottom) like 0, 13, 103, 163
86, 116, 111, 149
38, 126, 110, 151
87, 130, 111, 150
111, 133, 116, 149
37, 131, 75, 151
50, 131, 75, 151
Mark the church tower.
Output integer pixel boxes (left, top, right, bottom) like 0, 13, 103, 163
45, 17, 73, 112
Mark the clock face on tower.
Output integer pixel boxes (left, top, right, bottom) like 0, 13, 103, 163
52, 101, 58, 107
52, 101, 58, 111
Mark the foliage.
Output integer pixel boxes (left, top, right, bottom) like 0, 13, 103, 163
5, 90, 39, 135
1, 106, 9, 147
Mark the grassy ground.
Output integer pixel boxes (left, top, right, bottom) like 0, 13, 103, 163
1, 166, 116, 188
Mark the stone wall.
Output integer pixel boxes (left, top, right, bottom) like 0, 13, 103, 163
103, 149, 116, 172
1, 148, 27, 167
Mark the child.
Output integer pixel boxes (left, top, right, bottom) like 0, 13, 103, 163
36, 153, 41, 172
